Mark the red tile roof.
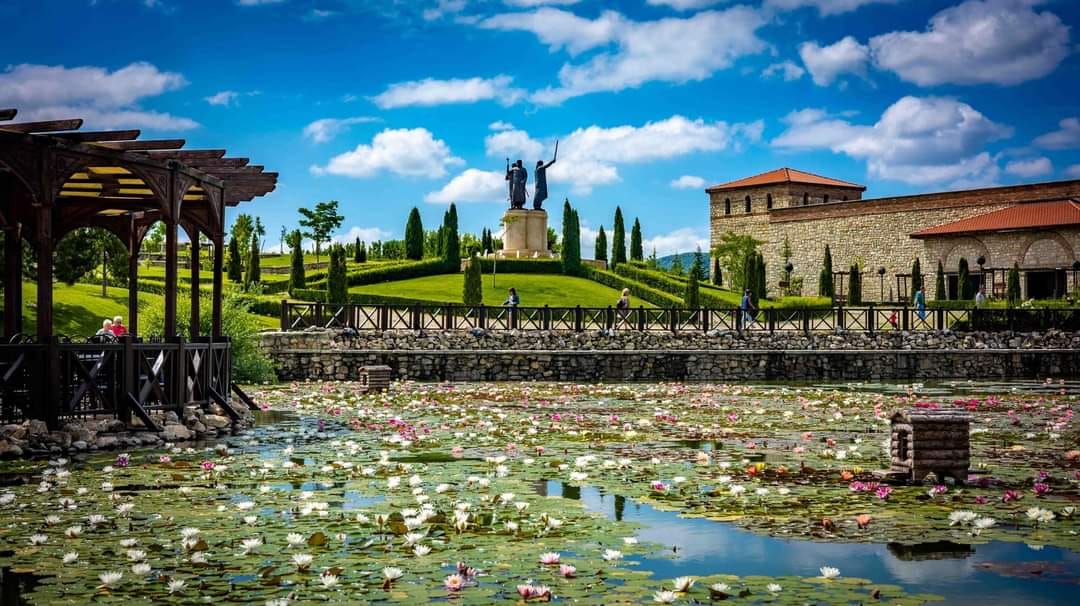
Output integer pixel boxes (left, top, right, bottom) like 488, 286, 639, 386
706, 167, 865, 192
911, 199, 1080, 238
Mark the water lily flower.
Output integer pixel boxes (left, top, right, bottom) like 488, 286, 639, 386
29, 534, 47, 545
539, 552, 560, 565
240, 537, 262, 555
444, 574, 465, 591
602, 549, 623, 562
62, 552, 78, 564
1002, 490, 1023, 503
131, 562, 151, 576
948, 511, 978, 526
286, 533, 305, 548
559, 564, 576, 578
167, 579, 186, 594
319, 573, 339, 589
126, 549, 146, 561
672, 576, 695, 592
383, 566, 404, 582
855, 514, 872, 529
710, 582, 730, 595
1026, 507, 1055, 525
820, 566, 840, 579
767, 583, 782, 593
653, 590, 678, 603
623, 537, 638, 545
99, 571, 123, 588
115, 453, 130, 468
875, 485, 892, 501
190, 552, 208, 564
413, 544, 432, 557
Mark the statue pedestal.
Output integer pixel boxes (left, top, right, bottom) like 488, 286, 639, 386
500, 209, 551, 258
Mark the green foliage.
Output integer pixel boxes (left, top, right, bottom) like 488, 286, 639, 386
326, 244, 348, 304
547, 227, 559, 253
630, 218, 643, 261
288, 230, 305, 293
613, 264, 734, 308
935, 260, 946, 301
669, 253, 684, 277
611, 206, 626, 269
756, 253, 767, 302
848, 263, 862, 305
911, 257, 923, 302
345, 258, 449, 287
405, 207, 424, 260
56, 228, 125, 288
353, 237, 362, 263
1007, 262, 1021, 306
229, 214, 254, 262
692, 247, 705, 278
462, 258, 483, 306
245, 234, 261, 287
144, 222, 166, 255
711, 257, 722, 286
473, 258, 563, 274
957, 257, 973, 300
298, 200, 344, 262
227, 236, 243, 283
713, 231, 761, 291
443, 204, 460, 269
142, 290, 275, 383
560, 199, 581, 275
581, 266, 683, 307
819, 245, 834, 299
480, 228, 493, 254
684, 261, 701, 308
647, 247, 658, 270
595, 226, 608, 261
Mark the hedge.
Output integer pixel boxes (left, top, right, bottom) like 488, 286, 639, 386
473, 258, 563, 274
289, 289, 455, 307
613, 264, 736, 308
346, 258, 451, 287
580, 266, 682, 307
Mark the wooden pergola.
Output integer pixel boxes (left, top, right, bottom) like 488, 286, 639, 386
0, 107, 277, 428
0, 108, 277, 338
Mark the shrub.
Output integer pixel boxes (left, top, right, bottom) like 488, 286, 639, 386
463, 258, 483, 305
910, 257, 923, 302
711, 257, 722, 286
935, 260, 946, 301
581, 266, 682, 307
684, 263, 701, 309
1007, 262, 1021, 306
405, 207, 424, 260
594, 226, 607, 261
443, 203, 460, 269
473, 258, 562, 274
958, 257, 972, 300
245, 236, 261, 287
327, 244, 348, 304
288, 230, 305, 293
560, 200, 581, 275
819, 245, 834, 299
227, 237, 242, 283
848, 263, 861, 305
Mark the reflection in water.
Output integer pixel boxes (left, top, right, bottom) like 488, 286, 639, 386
543, 481, 1080, 606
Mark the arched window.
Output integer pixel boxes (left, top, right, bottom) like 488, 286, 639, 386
802, 193, 809, 206
745, 195, 752, 213
766, 193, 773, 210
823, 194, 830, 204
724, 198, 731, 215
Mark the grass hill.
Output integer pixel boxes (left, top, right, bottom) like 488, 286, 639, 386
350, 273, 649, 308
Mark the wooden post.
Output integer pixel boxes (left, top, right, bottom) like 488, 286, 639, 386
127, 230, 140, 337
164, 219, 178, 336
4, 226, 22, 337
212, 233, 224, 337
280, 299, 288, 331
189, 229, 200, 336
35, 205, 53, 338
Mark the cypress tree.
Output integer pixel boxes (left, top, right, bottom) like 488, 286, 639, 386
935, 260, 946, 301
684, 262, 701, 308
849, 263, 861, 305
560, 199, 581, 274
227, 236, 243, 283
819, 245, 834, 299
911, 258, 923, 302
353, 237, 362, 263
288, 230, 305, 293
693, 247, 705, 278
327, 244, 347, 304
245, 235, 261, 287
1006, 262, 1021, 306
571, 209, 582, 271
463, 258, 483, 306
630, 218, 643, 262
357, 241, 367, 263
595, 226, 608, 261
742, 253, 755, 294
611, 206, 626, 269
756, 252, 767, 303
670, 253, 684, 277
958, 257, 972, 300
443, 203, 460, 269
712, 257, 722, 286
405, 207, 424, 260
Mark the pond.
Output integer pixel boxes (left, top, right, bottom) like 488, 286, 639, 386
0, 379, 1076, 604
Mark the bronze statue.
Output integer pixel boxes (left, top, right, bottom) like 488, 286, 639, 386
533, 140, 557, 211
506, 159, 527, 209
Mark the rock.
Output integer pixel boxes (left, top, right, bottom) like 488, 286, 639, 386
188, 420, 207, 434
162, 424, 193, 441
71, 440, 88, 451
95, 436, 119, 449
0, 439, 23, 458
47, 431, 72, 448
203, 415, 231, 430
207, 403, 226, 416
26, 419, 49, 438
164, 411, 180, 424
2, 424, 26, 440
98, 419, 126, 433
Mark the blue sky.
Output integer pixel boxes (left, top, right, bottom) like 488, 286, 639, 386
2, 0, 1079, 255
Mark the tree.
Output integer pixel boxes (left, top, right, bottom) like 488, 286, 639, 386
647, 247, 658, 269
560, 199, 581, 274
692, 247, 705, 278
463, 258, 483, 306
1006, 262, 1021, 306
712, 257, 722, 286
957, 257, 972, 300
280, 226, 287, 255
684, 262, 701, 308
230, 214, 255, 267
849, 262, 862, 305
819, 245, 834, 299
611, 206, 626, 269
443, 203, 460, 268
353, 237, 362, 263
547, 227, 559, 253
910, 257, 923, 302
756, 253, 767, 303
144, 222, 166, 256
55, 228, 126, 295
670, 253, 684, 277
327, 244, 348, 304
357, 241, 367, 263
713, 231, 761, 290
245, 234, 261, 287
481, 228, 492, 254
630, 218, 643, 262
288, 230, 305, 293
227, 236, 243, 282
405, 207, 424, 260
935, 260, 946, 301
298, 200, 344, 263
595, 226, 608, 261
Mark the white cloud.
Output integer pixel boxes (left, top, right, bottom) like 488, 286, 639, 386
762, 60, 805, 81
312, 128, 463, 178
578, 223, 600, 258
332, 226, 392, 245
870, 0, 1069, 87
764, 0, 897, 16
643, 227, 709, 257
204, 90, 258, 107
670, 175, 707, 189
422, 0, 467, 21
773, 96, 1013, 186
799, 36, 868, 86
646, 0, 726, 10
1065, 164, 1080, 179
237, 0, 285, 6
1034, 117, 1080, 150
488, 120, 515, 131
485, 129, 545, 160
504, 0, 581, 7
1004, 157, 1052, 178
302, 116, 381, 144
481, 7, 766, 104
0, 62, 197, 130
371, 75, 525, 109
424, 169, 506, 204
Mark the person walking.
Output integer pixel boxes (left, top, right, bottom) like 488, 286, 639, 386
616, 288, 630, 310
914, 285, 927, 321
740, 289, 755, 327
503, 288, 520, 307
974, 286, 987, 309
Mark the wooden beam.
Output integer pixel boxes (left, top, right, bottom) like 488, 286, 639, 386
202, 165, 264, 175
0, 119, 83, 134
0, 109, 16, 121
53, 130, 140, 143
187, 158, 249, 169
99, 139, 185, 151
145, 149, 226, 160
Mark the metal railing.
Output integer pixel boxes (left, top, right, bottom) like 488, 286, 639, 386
0, 336, 232, 428
280, 302, 1080, 335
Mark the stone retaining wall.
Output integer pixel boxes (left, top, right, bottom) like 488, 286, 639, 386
261, 330, 1080, 382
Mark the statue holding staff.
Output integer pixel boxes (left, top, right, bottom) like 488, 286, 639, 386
505, 158, 528, 209
533, 140, 557, 211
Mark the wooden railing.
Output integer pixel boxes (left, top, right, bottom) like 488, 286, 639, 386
0, 336, 232, 428
280, 302, 1080, 335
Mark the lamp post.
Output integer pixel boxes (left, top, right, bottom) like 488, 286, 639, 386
877, 266, 886, 302
976, 255, 986, 291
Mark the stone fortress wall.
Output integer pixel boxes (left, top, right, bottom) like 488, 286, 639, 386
708, 179, 1080, 301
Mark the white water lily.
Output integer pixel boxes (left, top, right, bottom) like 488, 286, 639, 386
292, 553, 314, 570
286, 532, 305, 548
126, 549, 146, 561
180, 527, 201, 540
820, 566, 840, 579
167, 579, 186, 594
64, 525, 82, 538
319, 573, 339, 588
132, 562, 151, 575
383, 566, 404, 581
767, 583, 782, 593
99, 571, 123, 588
62, 551, 78, 564
948, 510, 978, 526
240, 537, 262, 554
711, 582, 730, 593
602, 549, 623, 562
29, 533, 47, 545
653, 589, 678, 603
1026, 507, 1055, 524
672, 576, 695, 592
413, 544, 432, 557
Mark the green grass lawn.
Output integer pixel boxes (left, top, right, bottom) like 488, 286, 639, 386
351, 273, 654, 308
